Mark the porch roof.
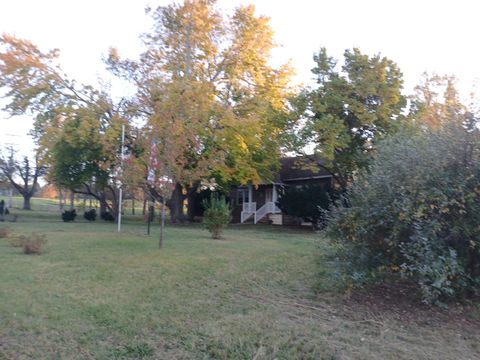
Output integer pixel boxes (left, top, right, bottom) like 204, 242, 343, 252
257, 156, 332, 185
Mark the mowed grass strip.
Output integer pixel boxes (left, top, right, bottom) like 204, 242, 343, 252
0, 212, 479, 359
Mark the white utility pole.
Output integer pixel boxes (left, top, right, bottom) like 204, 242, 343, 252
117, 124, 125, 233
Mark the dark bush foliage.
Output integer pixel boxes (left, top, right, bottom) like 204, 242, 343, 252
101, 211, 115, 222
276, 184, 337, 227
84, 209, 97, 221
61, 209, 77, 222
326, 123, 480, 304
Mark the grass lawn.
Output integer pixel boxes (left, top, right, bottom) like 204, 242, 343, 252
0, 211, 479, 359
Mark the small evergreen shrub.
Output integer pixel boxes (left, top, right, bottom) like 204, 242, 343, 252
62, 209, 77, 222
5, 208, 9, 215
202, 193, 231, 239
101, 211, 115, 222
84, 209, 97, 221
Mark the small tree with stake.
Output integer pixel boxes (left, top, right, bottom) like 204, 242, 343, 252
145, 139, 175, 249
152, 178, 174, 249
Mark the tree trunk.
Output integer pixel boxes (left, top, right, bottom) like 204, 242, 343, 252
99, 195, 108, 215
23, 195, 32, 210
8, 188, 13, 208
70, 192, 75, 209
59, 189, 64, 211
187, 187, 197, 222
159, 201, 166, 248
132, 198, 135, 215
168, 183, 185, 223
111, 192, 119, 221
0, 200, 5, 221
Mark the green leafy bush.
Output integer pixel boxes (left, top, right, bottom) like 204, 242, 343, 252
202, 194, 231, 239
84, 209, 97, 221
101, 211, 115, 222
326, 123, 480, 304
61, 209, 77, 222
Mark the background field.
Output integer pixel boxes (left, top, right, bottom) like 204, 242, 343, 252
0, 211, 479, 359
4, 196, 144, 216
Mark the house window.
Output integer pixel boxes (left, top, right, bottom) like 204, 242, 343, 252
237, 189, 249, 205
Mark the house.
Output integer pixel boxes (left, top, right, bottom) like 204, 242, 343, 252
230, 157, 333, 224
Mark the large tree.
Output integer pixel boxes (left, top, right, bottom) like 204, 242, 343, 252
411, 73, 467, 130
0, 34, 128, 219
43, 103, 127, 217
293, 48, 407, 189
0, 147, 45, 210
107, 0, 293, 222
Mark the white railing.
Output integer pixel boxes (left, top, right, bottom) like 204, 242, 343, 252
241, 202, 256, 223
254, 201, 281, 224
242, 202, 256, 212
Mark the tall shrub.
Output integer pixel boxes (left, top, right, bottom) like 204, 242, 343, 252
326, 123, 480, 303
202, 194, 231, 239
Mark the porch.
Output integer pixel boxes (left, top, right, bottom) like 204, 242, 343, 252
235, 184, 282, 224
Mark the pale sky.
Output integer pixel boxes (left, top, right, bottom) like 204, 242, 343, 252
1, 0, 479, 154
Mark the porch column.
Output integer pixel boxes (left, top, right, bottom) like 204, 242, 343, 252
248, 184, 253, 203
272, 184, 278, 203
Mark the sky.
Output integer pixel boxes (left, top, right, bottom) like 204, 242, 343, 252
1, 0, 479, 153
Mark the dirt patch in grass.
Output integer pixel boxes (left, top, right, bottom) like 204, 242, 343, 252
341, 280, 480, 326
232, 277, 480, 360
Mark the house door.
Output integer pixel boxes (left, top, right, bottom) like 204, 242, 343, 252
265, 188, 273, 202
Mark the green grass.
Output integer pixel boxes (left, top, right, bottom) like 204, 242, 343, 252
0, 211, 479, 359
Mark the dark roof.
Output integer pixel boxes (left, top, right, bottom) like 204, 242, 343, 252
272, 156, 332, 183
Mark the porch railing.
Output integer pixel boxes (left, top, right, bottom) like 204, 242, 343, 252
240, 202, 256, 223
254, 201, 281, 224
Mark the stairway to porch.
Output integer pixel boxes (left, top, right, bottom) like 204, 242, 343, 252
240, 201, 281, 224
